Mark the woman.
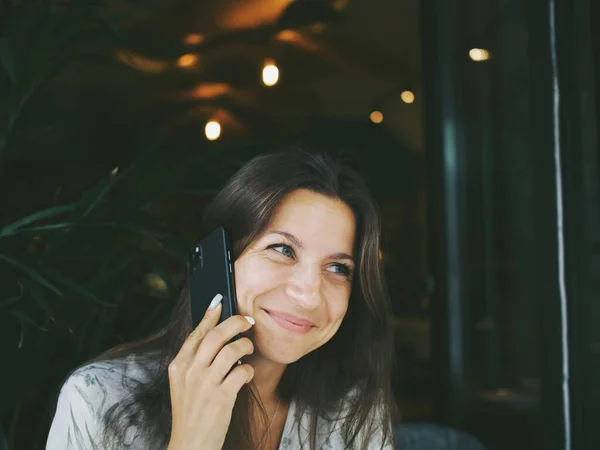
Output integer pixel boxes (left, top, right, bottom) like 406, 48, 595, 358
46, 147, 397, 449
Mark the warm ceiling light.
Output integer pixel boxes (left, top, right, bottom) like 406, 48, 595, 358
177, 53, 199, 68
370, 111, 383, 123
469, 48, 491, 61
183, 33, 203, 45
205, 121, 221, 141
276, 29, 299, 43
400, 90, 415, 104
262, 59, 279, 87
192, 83, 230, 99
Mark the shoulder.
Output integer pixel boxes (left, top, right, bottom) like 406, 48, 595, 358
69, 355, 153, 391
46, 355, 155, 450
329, 387, 395, 449
63, 355, 153, 414
288, 388, 394, 450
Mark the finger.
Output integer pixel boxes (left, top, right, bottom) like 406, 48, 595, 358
208, 337, 255, 382
221, 363, 255, 394
175, 294, 223, 363
195, 315, 255, 367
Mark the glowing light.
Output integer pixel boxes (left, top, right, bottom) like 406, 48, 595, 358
177, 53, 199, 68
469, 48, 491, 62
262, 60, 279, 87
111, 167, 119, 175
370, 111, 383, 124
205, 121, 221, 141
276, 30, 298, 43
191, 83, 230, 99
401, 90, 415, 104
183, 33, 203, 45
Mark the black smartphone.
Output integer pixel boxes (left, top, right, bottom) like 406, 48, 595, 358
187, 226, 240, 333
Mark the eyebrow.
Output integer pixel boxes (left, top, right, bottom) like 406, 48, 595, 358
267, 230, 355, 265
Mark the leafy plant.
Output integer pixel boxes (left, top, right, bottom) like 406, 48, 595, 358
0, 0, 121, 166
0, 1, 208, 448
0, 134, 251, 449
0, 151, 197, 448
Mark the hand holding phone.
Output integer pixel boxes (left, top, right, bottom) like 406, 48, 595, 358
187, 227, 239, 329
167, 295, 255, 450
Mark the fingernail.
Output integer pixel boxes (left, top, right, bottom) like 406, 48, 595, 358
244, 316, 255, 325
208, 294, 223, 310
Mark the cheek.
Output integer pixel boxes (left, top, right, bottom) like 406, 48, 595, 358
233, 258, 254, 314
234, 257, 284, 313
314, 292, 350, 351
325, 287, 351, 325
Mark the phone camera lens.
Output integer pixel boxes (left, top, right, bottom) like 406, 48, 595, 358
189, 246, 203, 271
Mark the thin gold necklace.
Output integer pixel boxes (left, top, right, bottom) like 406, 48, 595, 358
257, 398, 281, 449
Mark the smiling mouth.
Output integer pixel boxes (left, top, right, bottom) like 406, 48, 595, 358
263, 309, 315, 334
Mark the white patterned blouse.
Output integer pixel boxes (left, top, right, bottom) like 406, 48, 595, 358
46, 355, 394, 450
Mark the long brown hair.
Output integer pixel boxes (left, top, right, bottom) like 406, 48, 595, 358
97, 146, 397, 449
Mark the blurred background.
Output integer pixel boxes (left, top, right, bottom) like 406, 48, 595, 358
1, 0, 599, 449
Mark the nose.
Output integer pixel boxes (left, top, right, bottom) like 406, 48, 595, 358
285, 263, 322, 309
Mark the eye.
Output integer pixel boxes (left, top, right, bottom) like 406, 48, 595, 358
267, 243, 294, 259
328, 263, 354, 280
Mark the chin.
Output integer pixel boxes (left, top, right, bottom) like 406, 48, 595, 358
255, 342, 307, 365
251, 331, 310, 365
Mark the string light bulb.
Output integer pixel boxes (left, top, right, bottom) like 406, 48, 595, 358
469, 48, 491, 62
370, 111, 383, 124
183, 33, 203, 45
177, 53, 199, 68
262, 59, 279, 87
400, 90, 415, 104
205, 120, 221, 140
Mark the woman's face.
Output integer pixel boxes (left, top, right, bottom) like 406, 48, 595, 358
234, 189, 356, 365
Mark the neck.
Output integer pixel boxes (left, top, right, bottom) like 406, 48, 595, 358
246, 353, 287, 404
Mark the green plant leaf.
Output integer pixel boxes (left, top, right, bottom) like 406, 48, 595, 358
0, 255, 63, 296
8, 310, 40, 347
0, 204, 74, 236
68, 172, 118, 222
89, 251, 136, 289
0, 39, 16, 85
46, 271, 114, 307
0, 223, 75, 238
27, 280, 56, 321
